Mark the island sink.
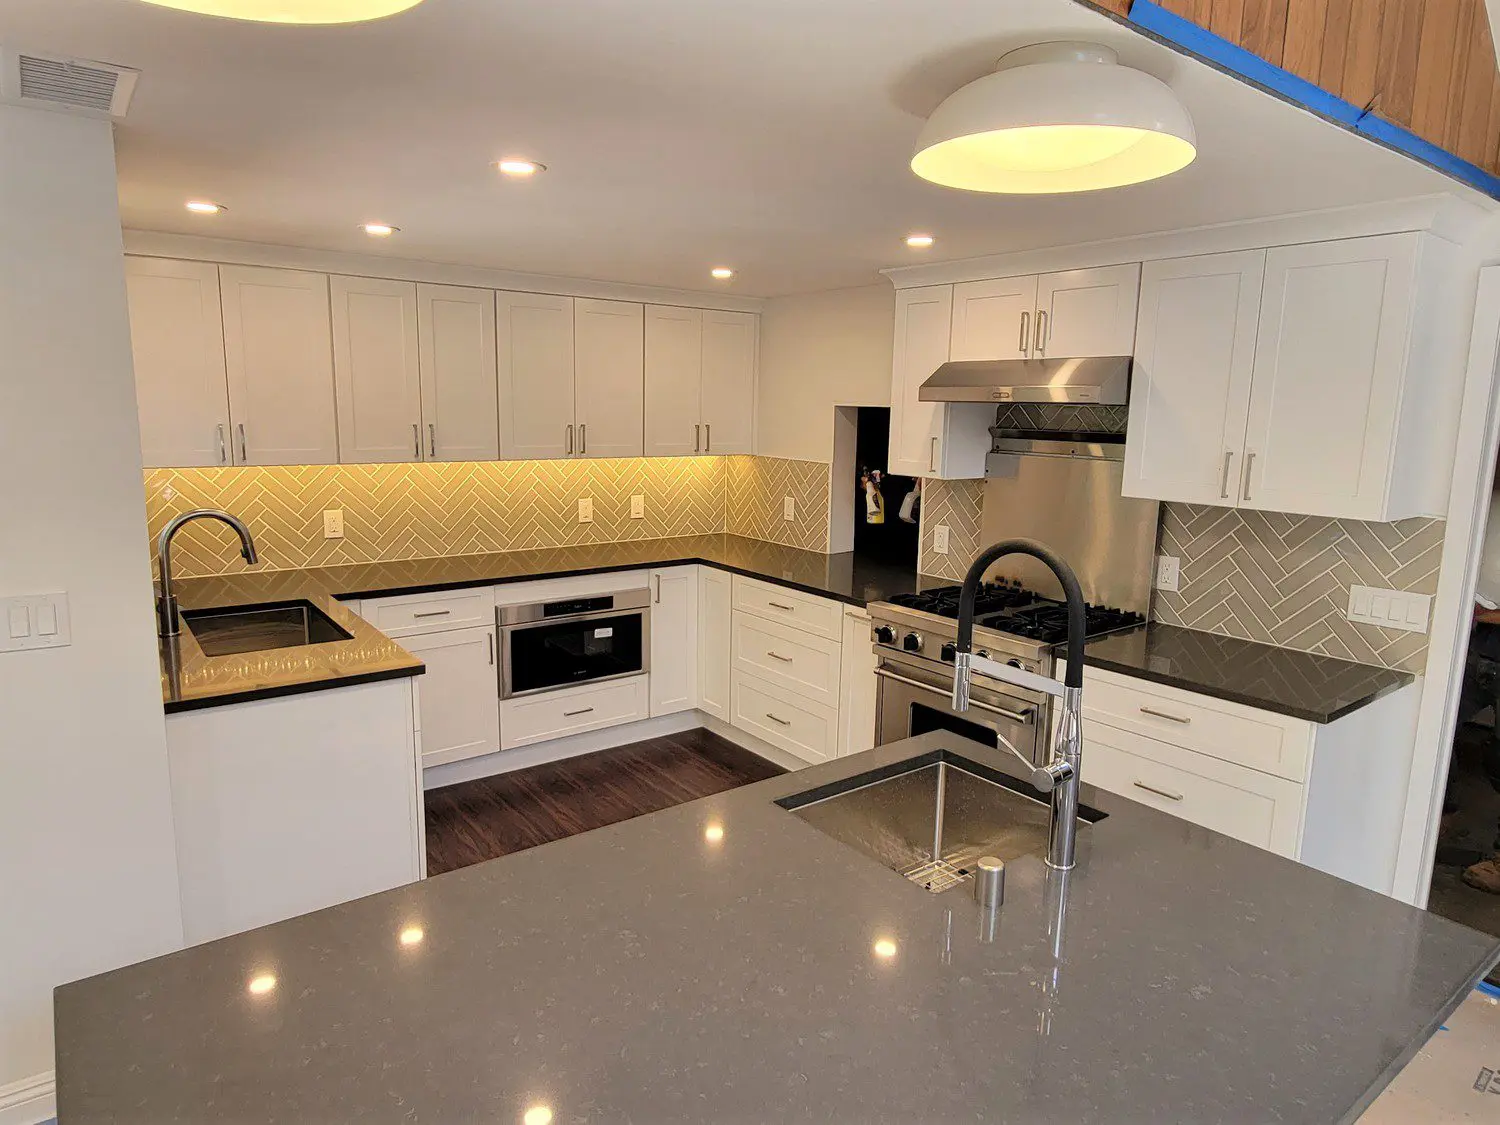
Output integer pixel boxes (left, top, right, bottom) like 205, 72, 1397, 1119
181, 600, 352, 656
778, 749, 1104, 892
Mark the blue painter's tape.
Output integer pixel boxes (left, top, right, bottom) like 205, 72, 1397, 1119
1477, 979, 1500, 1001
1128, 0, 1500, 199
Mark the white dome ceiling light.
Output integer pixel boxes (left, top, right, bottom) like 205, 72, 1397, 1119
911, 42, 1196, 194
138, 0, 426, 24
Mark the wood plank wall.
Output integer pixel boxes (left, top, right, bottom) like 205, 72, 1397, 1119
1089, 0, 1500, 175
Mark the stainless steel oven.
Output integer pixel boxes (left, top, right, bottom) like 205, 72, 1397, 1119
499, 588, 651, 699
874, 650, 1046, 765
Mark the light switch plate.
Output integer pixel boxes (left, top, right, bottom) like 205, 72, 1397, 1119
1347, 585, 1430, 633
1154, 555, 1181, 593
323, 509, 345, 539
783, 496, 796, 522
630, 494, 645, 519
933, 524, 951, 555
0, 592, 70, 652
578, 497, 594, 524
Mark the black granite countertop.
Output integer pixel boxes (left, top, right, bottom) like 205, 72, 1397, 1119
161, 535, 921, 712
53, 730, 1500, 1124
1082, 622, 1416, 723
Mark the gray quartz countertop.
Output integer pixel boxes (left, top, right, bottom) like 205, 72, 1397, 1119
54, 731, 1499, 1124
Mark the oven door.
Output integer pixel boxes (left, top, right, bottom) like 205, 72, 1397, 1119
874, 654, 1044, 765
501, 608, 649, 699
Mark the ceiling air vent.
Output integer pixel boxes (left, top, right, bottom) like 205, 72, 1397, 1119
1, 48, 139, 118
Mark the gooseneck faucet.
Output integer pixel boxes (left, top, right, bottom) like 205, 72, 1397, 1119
156, 508, 259, 637
952, 538, 1086, 870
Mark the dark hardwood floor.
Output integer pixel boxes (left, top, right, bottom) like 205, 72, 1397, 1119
424, 727, 786, 875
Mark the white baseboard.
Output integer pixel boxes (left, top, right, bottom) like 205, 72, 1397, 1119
0, 1071, 54, 1125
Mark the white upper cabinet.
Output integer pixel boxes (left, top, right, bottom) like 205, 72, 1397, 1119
950, 275, 1038, 361
1124, 251, 1265, 505
574, 298, 645, 458
417, 283, 499, 463
1240, 236, 1417, 520
700, 310, 757, 454
1034, 264, 1141, 357
889, 285, 991, 479
220, 265, 339, 466
645, 305, 705, 456
497, 291, 576, 460
125, 257, 232, 468
331, 276, 422, 464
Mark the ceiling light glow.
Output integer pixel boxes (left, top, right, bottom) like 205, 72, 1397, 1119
872, 938, 898, 959
246, 973, 277, 995
522, 1105, 554, 1125
710, 267, 734, 280
704, 823, 725, 843
496, 159, 545, 178
399, 926, 424, 946
140, 0, 427, 24
362, 222, 399, 237
905, 233, 934, 248
911, 42, 1196, 194
185, 200, 225, 215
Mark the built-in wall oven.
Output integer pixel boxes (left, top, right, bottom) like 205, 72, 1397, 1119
499, 589, 652, 699
874, 648, 1047, 764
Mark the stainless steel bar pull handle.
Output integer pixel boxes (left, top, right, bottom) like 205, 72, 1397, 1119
1133, 780, 1184, 802
580, 423, 586, 455
765, 712, 791, 726
413, 423, 421, 459
428, 423, 437, 458
487, 632, 494, 665
1035, 309, 1048, 354
217, 424, 227, 465
1242, 452, 1256, 502
564, 707, 595, 718
238, 423, 248, 463
654, 575, 661, 604
1219, 451, 1235, 499
1139, 706, 1190, 725
695, 424, 701, 454
1019, 311, 1030, 356
929, 437, 938, 473
767, 601, 794, 611
766, 651, 793, 663
566, 424, 574, 455
413, 609, 452, 619
705, 423, 711, 452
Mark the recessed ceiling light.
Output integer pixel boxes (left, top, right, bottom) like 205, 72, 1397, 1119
246, 972, 277, 995
704, 823, 724, 843
522, 1106, 553, 1125
905, 233, 935, 248
710, 267, 735, 280
496, 159, 546, 178
185, 200, 226, 215
872, 938, 898, 959
140, 0, 426, 24
398, 926, 424, 946
362, 222, 399, 237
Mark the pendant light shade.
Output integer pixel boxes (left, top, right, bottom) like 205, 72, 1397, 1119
911, 42, 1196, 194
138, 0, 426, 23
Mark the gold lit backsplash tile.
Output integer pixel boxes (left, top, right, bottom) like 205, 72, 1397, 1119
144, 455, 832, 578
724, 455, 831, 552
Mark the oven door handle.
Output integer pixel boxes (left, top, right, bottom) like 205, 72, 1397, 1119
875, 667, 1034, 725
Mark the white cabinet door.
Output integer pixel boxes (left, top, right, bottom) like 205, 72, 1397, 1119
401, 625, 501, 768
497, 291, 575, 460
575, 298, 645, 458
889, 285, 951, 477
837, 607, 877, 758
125, 257, 232, 468
220, 265, 339, 466
1035, 264, 1141, 358
697, 566, 732, 720
1123, 251, 1264, 505
700, 310, 757, 454
417, 283, 499, 462
649, 566, 698, 715
950, 275, 1039, 361
1240, 235, 1417, 520
331, 275, 422, 464
645, 304, 704, 456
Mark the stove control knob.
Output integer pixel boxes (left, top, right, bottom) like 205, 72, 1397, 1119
902, 631, 923, 653
872, 625, 897, 645
977, 649, 991, 660
939, 642, 957, 663
1006, 658, 1024, 670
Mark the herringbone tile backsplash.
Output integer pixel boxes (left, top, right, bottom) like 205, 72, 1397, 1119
919, 478, 984, 581
144, 455, 829, 578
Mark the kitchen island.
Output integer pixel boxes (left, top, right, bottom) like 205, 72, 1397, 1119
54, 730, 1499, 1124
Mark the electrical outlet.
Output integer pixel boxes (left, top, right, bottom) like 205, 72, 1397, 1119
1154, 555, 1180, 593
578, 497, 594, 524
783, 496, 796, 522
933, 524, 951, 555
1347, 585, 1430, 633
630, 494, 645, 519
323, 509, 345, 539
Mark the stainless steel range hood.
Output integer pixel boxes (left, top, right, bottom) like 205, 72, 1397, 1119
918, 356, 1131, 405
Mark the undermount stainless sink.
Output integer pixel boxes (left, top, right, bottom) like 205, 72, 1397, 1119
778, 750, 1104, 892
181, 601, 353, 657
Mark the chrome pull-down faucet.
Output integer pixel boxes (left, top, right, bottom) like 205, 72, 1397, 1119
155, 508, 259, 637
952, 538, 1087, 870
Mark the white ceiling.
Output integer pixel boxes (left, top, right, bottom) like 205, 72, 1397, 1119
0, 0, 1487, 296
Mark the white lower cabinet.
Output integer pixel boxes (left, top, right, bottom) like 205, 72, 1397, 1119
697, 567, 732, 720
730, 671, 837, 765
400, 625, 500, 768
731, 612, 843, 709
501, 675, 649, 749
649, 566, 698, 716
837, 607, 877, 759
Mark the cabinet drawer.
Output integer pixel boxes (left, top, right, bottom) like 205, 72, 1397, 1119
730, 575, 842, 640
1069, 664, 1311, 783
731, 671, 836, 765
360, 586, 497, 638
500, 675, 648, 750
1083, 721, 1304, 857
731, 613, 842, 708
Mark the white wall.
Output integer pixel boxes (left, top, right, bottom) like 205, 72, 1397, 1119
0, 106, 183, 1106
755, 284, 892, 462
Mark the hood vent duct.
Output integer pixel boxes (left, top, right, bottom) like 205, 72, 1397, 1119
3, 49, 139, 118
918, 356, 1131, 405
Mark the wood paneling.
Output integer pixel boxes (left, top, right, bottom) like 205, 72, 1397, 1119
1108, 0, 1500, 175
